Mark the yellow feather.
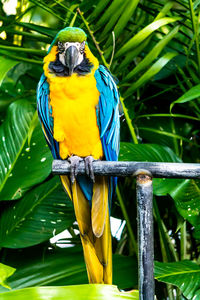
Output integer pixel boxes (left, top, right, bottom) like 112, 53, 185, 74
72, 180, 91, 235
92, 176, 108, 238
71, 179, 112, 284
80, 234, 104, 283
43, 45, 103, 160
60, 175, 72, 200
94, 211, 112, 284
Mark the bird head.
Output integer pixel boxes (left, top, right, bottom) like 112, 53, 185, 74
55, 27, 87, 75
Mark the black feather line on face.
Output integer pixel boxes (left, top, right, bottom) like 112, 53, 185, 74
48, 53, 93, 76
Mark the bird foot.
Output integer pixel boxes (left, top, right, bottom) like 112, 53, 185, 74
68, 155, 83, 184
84, 156, 95, 182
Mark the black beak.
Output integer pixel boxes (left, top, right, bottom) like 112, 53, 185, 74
65, 46, 79, 75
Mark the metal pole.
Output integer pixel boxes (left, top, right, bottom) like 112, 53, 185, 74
137, 174, 154, 300
52, 160, 200, 179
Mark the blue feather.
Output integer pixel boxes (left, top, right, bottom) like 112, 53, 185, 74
95, 65, 120, 203
37, 73, 60, 159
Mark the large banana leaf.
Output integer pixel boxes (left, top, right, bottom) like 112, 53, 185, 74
0, 285, 139, 300
155, 260, 200, 299
0, 100, 52, 200
0, 177, 75, 248
0, 246, 136, 291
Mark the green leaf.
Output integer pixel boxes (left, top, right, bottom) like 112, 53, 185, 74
0, 56, 19, 87
0, 101, 52, 200
124, 26, 179, 81
155, 260, 200, 299
138, 127, 191, 143
88, 0, 111, 21
170, 179, 200, 236
14, 22, 57, 37
28, 0, 65, 22
0, 247, 137, 291
136, 116, 194, 151
0, 50, 43, 65
0, 263, 15, 290
0, 285, 139, 300
98, 0, 128, 40
0, 45, 46, 56
96, 0, 125, 29
137, 113, 200, 122
124, 52, 178, 96
0, 177, 75, 248
170, 84, 200, 112
119, 142, 182, 163
113, 0, 140, 39
116, 17, 180, 57
117, 38, 150, 71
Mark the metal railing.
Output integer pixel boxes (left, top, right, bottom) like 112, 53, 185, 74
52, 160, 200, 300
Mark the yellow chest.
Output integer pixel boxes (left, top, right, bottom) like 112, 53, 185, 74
43, 45, 103, 160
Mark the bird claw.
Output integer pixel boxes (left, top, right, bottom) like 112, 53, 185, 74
85, 156, 95, 182
68, 155, 83, 184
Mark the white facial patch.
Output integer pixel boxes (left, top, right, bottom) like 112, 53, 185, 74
58, 41, 85, 67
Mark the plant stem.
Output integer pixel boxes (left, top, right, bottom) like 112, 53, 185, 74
120, 97, 138, 144
181, 221, 187, 260
109, 31, 115, 68
116, 186, 138, 257
77, 8, 109, 68
170, 118, 179, 156
153, 198, 178, 262
153, 197, 178, 261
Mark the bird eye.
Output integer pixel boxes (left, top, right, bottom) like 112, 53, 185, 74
58, 41, 65, 53
79, 41, 85, 54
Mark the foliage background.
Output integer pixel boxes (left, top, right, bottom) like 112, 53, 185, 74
0, 0, 200, 299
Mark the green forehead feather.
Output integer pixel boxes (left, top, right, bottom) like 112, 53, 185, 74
56, 27, 87, 43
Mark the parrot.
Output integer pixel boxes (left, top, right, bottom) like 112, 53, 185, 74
37, 27, 120, 284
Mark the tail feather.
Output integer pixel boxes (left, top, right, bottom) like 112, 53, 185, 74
92, 176, 108, 238
60, 175, 72, 200
72, 180, 91, 235
94, 211, 112, 284
60, 175, 112, 284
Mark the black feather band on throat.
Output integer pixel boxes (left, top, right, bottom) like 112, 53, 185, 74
48, 53, 93, 76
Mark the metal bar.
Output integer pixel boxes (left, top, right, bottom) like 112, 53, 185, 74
137, 174, 154, 300
52, 160, 200, 179
52, 159, 200, 299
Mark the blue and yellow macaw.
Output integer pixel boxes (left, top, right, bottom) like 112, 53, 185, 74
37, 27, 120, 284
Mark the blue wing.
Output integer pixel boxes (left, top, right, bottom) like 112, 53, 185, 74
95, 65, 120, 163
37, 73, 60, 159
94, 65, 120, 201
